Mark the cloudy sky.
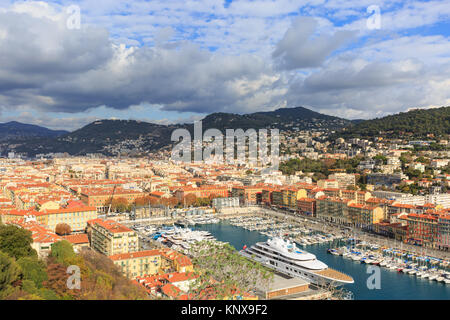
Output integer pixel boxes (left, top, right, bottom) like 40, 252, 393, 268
0, 0, 449, 130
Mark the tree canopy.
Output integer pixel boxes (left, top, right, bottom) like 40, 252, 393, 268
188, 241, 273, 299
55, 223, 72, 236
0, 225, 37, 260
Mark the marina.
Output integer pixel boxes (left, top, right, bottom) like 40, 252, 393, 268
192, 219, 450, 300
128, 211, 450, 299
130, 223, 220, 254
328, 242, 450, 284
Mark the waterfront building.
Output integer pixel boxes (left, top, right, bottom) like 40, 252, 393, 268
212, 197, 239, 209
347, 203, 384, 227
231, 185, 263, 205
88, 219, 139, 256
372, 221, 408, 242
256, 274, 310, 300
315, 196, 354, 225
341, 190, 372, 205
387, 203, 417, 220
261, 187, 279, 206
406, 213, 439, 248
296, 198, 316, 216
437, 215, 450, 251
271, 189, 284, 207
281, 187, 307, 208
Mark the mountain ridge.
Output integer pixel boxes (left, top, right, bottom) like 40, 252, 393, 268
2, 105, 449, 157
339, 106, 450, 139
0, 121, 68, 141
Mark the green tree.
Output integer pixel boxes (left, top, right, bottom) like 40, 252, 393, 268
50, 240, 77, 265
17, 257, 48, 288
0, 251, 22, 297
0, 225, 37, 260
21, 279, 39, 295
373, 154, 387, 165
188, 241, 273, 299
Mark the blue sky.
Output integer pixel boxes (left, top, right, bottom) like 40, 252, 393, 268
0, 0, 449, 130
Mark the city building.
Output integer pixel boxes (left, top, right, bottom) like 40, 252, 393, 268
109, 248, 193, 279
88, 219, 139, 256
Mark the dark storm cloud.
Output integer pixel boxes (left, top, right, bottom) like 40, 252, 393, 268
0, 6, 283, 115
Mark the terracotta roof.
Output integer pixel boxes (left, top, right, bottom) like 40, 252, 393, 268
109, 249, 161, 261
63, 233, 89, 244
92, 219, 132, 233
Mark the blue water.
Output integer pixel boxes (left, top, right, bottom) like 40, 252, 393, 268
193, 221, 450, 300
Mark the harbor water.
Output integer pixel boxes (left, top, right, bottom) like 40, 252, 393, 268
193, 221, 450, 300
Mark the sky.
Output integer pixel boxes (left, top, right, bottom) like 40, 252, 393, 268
0, 0, 449, 130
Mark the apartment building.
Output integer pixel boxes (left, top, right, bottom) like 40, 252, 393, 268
174, 185, 229, 201
281, 187, 307, 208
406, 214, 439, 248
316, 195, 383, 227
296, 198, 316, 216
315, 196, 354, 225
367, 173, 407, 187
109, 248, 193, 279
35, 205, 97, 232
231, 185, 263, 205
328, 173, 356, 189
79, 187, 144, 208
437, 215, 450, 251
317, 179, 339, 189
88, 219, 139, 256
1, 205, 97, 232
347, 203, 384, 226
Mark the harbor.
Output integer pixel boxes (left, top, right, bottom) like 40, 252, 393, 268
126, 209, 450, 299
192, 220, 450, 299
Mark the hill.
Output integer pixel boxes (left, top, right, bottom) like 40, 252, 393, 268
12, 119, 180, 156
199, 106, 352, 132
0, 121, 68, 141
339, 106, 450, 139
5, 106, 353, 157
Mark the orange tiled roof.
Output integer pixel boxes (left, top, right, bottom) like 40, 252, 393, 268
62, 233, 89, 244
92, 219, 132, 234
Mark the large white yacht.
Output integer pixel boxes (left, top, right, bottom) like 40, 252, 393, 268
240, 237, 354, 286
